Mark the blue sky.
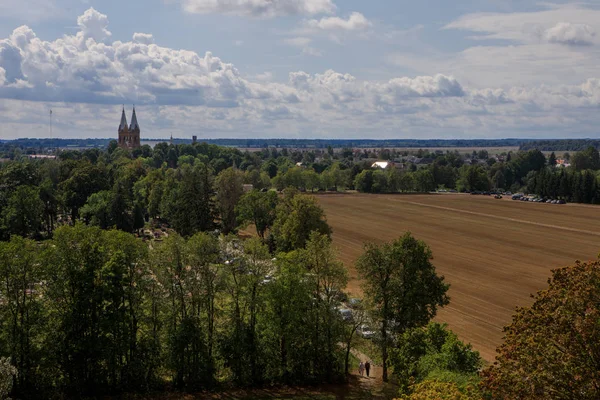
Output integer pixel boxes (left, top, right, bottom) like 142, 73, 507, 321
0, 0, 599, 139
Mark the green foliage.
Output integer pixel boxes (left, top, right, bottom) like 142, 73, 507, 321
161, 163, 216, 237
391, 323, 482, 394
397, 378, 483, 400
456, 165, 490, 192
81, 190, 113, 228
1, 185, 44, 238
215, 167, 245, 234
483, 260, 600, 399
356, 233, 450, 382
571, 146, 600, 171
236, 189, 279, 239
0, 357, 17, 399
271, 190, 332, 252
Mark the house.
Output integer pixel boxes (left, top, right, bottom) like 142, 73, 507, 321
243, 184, 254, 193
372, 161, 392, 169
555, 159, 571, 168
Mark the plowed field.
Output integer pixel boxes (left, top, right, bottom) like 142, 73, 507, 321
316, 193, 600, 362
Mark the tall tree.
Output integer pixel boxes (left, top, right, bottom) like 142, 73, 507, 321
483, 260, 600, 399
0, 237, 45, 394
2, 185, 44, 238
236, 190, 279, 240
356, 233, 450, 381
271, 190, 332, 252
163, 164, 215, 237
215, 167, 245, 234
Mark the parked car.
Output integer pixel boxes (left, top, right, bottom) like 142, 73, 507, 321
339, 308, 353, 321
558, 199, 567, 204
358, 325, 376, 339
348, 298, 362, 309
494, 194, 502, 199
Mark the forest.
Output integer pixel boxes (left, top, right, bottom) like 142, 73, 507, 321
0, 140, 599, 399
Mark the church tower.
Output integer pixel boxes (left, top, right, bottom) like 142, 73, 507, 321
118, 106, 141, 149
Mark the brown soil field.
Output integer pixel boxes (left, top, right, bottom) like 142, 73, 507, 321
316, 193, 600, 362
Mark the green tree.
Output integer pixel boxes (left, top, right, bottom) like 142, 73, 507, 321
0, 237, 45, 394
236, 190, 279, 239
301, 232, 348, 381
215, 167, 245, 234
162, 164, 215, 237
271, 191, 332, 251
483, 260, 600, 399
80, 190, 113, 229
391, 323, 482, 394
60, 165, 109, 221
548, 152, 557, 167
356, 233, 450, 381
2, 185, 44, 238
354, 170, 374, 193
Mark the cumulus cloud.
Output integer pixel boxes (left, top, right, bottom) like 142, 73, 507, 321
381, 74, 464, 99
178, 0, 335, 18
133, 33, 155, 45
77, 8, 112, 42
0, 8, 263, 106
306, 12, 371, 31
2, 7, 600, 139
545, 22, 595, 46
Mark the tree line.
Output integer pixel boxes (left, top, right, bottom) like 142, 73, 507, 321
1, 141, 599, 399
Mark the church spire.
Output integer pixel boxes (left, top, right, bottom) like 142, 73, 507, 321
118, 106, 128, 132
129, 106, 140, 132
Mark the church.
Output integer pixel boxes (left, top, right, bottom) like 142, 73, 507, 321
118, 107, 141, 149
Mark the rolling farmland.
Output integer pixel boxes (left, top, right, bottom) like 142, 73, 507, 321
316, 193, 600, 362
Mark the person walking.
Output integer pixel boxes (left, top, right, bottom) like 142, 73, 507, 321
358, 361, 364, 376
365, 361, 371, 377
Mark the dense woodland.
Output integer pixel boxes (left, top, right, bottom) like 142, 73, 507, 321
0, 140, 599, 398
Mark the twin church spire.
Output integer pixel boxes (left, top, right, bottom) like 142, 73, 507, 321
117, 106, 141, 149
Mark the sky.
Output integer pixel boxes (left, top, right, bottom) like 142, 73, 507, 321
0, 0, 600, 140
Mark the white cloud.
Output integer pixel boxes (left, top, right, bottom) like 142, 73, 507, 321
133, 33, 155, 45
545, 22, 595, 46
284, 37, 312, 47
444, 3, 600, 45
77, 7, 112, 42
2, 7, 600, 139
178, 0, 335, 18
306, 12, 371, 32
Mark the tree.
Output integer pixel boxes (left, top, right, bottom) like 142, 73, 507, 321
492, 170, 505, 190
398, 379, 482, 400
356, 233, 450, 381
60, 165, 109, 221
482, 260, 600, 399
456, 165, 490, 192
2, 185, 44, 238
236, 190, 278, 239
80, 190, 113, 229
391, 323, 482, 394
301, 232, 348, 381
162, 164, 215, 237
548, 152, 557, 167
354, 170, 374, 193
215, 167, 245, 234
271, 191, 332, 251
0, 237, 44, 394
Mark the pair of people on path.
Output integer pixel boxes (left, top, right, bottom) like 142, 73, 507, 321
358, 361, 371, 377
